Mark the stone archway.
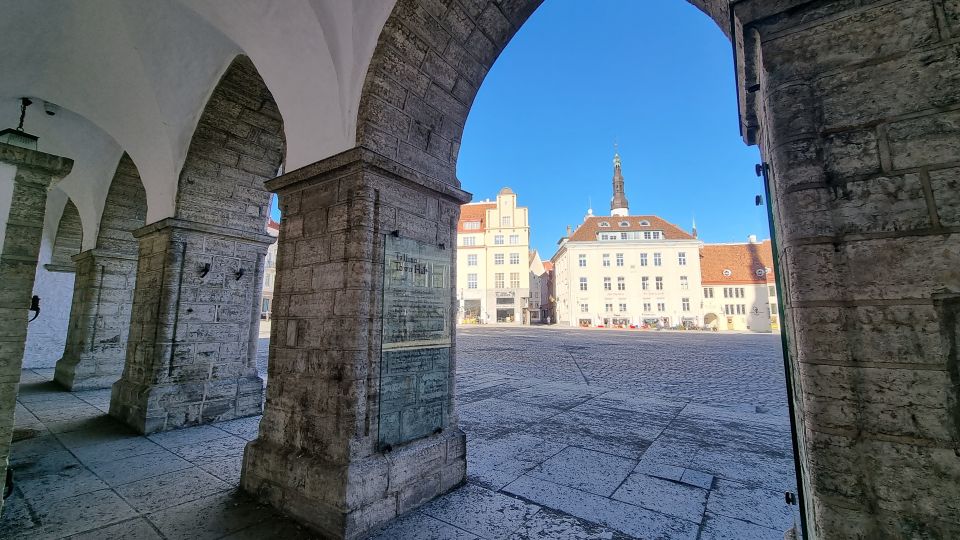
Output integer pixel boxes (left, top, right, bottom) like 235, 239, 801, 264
55, 153, 147, 390
46, 199, 82, 272
249, 2, 960, 538
109, 55, 286, 434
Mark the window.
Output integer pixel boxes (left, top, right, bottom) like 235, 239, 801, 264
616, 253, 624, 267
657, 302, 666, 312
619, 220, 630, 227
680, 276, 689, 290
467, 273, 478, 289
678, 252, 687, 266
599, 232, 618, 240
494, 253, 504, 265
599, 221, 610, 227
602, 254, 611, 267
619, 303, 627, 312
653, 253, 662, 266
639, 220, 650, 226
724, 304, 731, 315
467, 254, 477, 266
510, 272, 520, 288
494, 273, 504, 288
704, 287, 714, 298
580, 303, 589, 313
640, 253, 648, 266
644, 231, 653, 240
603, 277, 612, 291
641, 276, 649, 290
617, 276, 625, 291
262, 298, 271, 312
494, 235, 504, 245
510, 252, 520, 265
737, 304, 746, 315
578, 254, 587, 267
462, 236, 476, 246
643, 302, 652, 312
769, 285, 776, 297
463, 221, 480, 230
682, 298, 691, 311
605, 303, 613, 312
509, 234, 519, 245
739, 287, 746, 298
501, 216, 511, 226
655, 277, 664, 291
579, 277, 588, 291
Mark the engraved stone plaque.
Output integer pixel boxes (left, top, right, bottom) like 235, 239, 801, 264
378, 236, 451, 449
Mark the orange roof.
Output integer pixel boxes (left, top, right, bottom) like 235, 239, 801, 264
458, 203, 496, 233
700, 240, 775, 284
542, 261, 554, 272
267, 218, 280, 231
568, 216, 695, 242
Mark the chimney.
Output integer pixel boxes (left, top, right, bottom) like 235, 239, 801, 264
748, 234, 758, 244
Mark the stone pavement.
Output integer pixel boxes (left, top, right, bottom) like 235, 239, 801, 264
4, 328, 799, 539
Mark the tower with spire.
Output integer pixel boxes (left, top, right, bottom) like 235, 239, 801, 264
610, 150, 629, 216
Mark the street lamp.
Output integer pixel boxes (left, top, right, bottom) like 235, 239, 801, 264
0, 98, 39, 150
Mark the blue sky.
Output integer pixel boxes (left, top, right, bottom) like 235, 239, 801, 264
456, 1, 769, 258
270, 1, 769, 258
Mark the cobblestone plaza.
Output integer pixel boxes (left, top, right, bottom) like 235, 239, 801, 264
5, 327, 797, 539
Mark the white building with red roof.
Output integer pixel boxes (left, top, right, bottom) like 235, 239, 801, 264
552, 153, 705, 328
699, 238, 780, 332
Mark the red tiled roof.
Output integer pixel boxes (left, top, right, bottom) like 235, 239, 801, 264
267, 218, 280, 231
700, 240, 775, 284
568, 216, 695, 242
542, 261, 554, 272
457, 203, 496, 233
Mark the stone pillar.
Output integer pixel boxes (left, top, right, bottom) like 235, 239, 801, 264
109, 218, 271, 433
734, 1, 960, 537
241, 148, 468, 539
0, 143, 73, 515
54, 249, 138, 390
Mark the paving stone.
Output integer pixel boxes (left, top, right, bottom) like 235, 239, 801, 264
635, 460, 685, 481
167, 434, 248, 462
679, 468, 713, 489
421, 483, 541, 539
195, 454, 245, 485
699, 512, 788, 540
146, 424, 231, 449
21, 488, 137, 539
0, 488, 37, 531
508, 508, 628, 540
16, 463, 109, 506
87, 449, 194, 486
369, 511, 480, 539
114, 467, 232, 512
147, 490, 276, 540
528, 446, 636, 496
215, 416, 262, 440
706, 479, 795, 532
71, 436, 166, 466
611, 473, 708, 523
66, 517, 164, 540
503, 475, 698, 540
468, 434, 566, 489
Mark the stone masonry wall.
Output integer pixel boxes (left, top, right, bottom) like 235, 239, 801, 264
0, 143, 72, 517
47, 199, 82, 271
742, 1, 960, 537
242, 148, 469, 539
54, 154, 147, 389
109, 220, 270, 433
175, 55, 285, 234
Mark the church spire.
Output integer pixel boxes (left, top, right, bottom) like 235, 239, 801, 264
610, 146, 629, 217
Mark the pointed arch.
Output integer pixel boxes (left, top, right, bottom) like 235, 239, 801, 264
175, 55, 286, 234
47, 200, 83, 271
97, 153, 148, 254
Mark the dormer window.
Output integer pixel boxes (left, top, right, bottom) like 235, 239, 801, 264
598, 221, 610, 227
463, 221, 481, 230
639, 220, 651, 226
619, 221, 630, 227
723, 269, 733, 277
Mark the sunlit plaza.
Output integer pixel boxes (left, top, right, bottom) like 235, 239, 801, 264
5, 328, 797, 539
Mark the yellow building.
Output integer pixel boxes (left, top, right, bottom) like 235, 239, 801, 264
456, 188, 531, 324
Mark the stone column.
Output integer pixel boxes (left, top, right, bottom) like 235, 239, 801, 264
0, 143, 73, 515
54, 249, 138, 390
109, 218, 271, 434
241, 148, 469, 539
734, 1, 960, 537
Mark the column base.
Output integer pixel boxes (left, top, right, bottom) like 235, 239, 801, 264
54, 359, 123, 391
241, 428, 467, 540
109, 374, 264, 434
